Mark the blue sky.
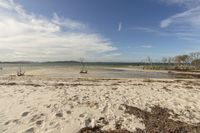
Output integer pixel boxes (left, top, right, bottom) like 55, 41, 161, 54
0, 0, 200, 62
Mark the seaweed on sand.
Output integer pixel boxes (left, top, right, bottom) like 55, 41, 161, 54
78, 105, 200, 133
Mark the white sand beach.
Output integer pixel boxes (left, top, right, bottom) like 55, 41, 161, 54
0, 76, 200, 133
1, 0, 200, 132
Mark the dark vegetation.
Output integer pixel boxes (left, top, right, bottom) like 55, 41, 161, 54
78, 105, 200, 133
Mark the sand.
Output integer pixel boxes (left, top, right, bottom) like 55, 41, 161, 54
0, 76, 200, 133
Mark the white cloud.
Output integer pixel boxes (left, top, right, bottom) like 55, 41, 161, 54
160, 19, 172, 28
141, 45, 152, 48
159, 0, 200, 44
118, 22, 122, 31
160, 6, 200, 28
130, 27, 171, 37
159, 0, 200, 8
131, 27, 157, 33
0, 0, 118, 61
0, 0, 12, 9
52, 13, 85, 30
159, 0, 200, 30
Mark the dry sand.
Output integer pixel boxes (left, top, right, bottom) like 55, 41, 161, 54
0, 76, 200, 133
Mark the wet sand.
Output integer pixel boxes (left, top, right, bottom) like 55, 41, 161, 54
0, 76, 200, 133
0, 66, 176, 79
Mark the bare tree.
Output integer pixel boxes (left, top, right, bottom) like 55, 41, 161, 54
190, 52, 200, 68
190, 52, 200, 60
175, 55, 182, 66
17, 66, 25, 76
79, 58, 88, 74
167, 57, 172, 65
146, 56, 153, 69
157, 52, 200, 70
162, 57, 168, 64
192, 59, 200, 69
175, 55, 190, 66
0, 62, 3, 70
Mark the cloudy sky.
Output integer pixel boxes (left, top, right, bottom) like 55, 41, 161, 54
0, 0, 200, 62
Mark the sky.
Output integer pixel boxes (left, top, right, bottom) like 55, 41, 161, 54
0, 0, 200, 62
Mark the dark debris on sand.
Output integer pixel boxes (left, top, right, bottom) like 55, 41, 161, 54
78, 105, 200, 133
78, 127, 138, 133
124, 105, 200, 133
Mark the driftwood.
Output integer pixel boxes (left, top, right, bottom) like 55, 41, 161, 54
79, 58, 88, 74
80, 70, 88, 74
17, 72, 25, 76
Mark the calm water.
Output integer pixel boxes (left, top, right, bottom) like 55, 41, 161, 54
0, 62, 179, 79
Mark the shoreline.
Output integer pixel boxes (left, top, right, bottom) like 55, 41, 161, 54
1, 65, 200, 79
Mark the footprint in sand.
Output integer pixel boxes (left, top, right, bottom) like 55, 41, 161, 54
19, 99, 24, 104
36, 120, 43, 126
55, 112, 63, 118
12, 119, 21, 124
29, 113, 44, 123
22, 111, 29, 117
24, 127, 35, 133
4, 119, 21, 126
44, 104, 51, 108
49, 121, 61, 128
4, 120, 11, 125
66, 110, 71, 115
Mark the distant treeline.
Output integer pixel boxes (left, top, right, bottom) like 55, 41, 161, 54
144, 52, 200, 70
